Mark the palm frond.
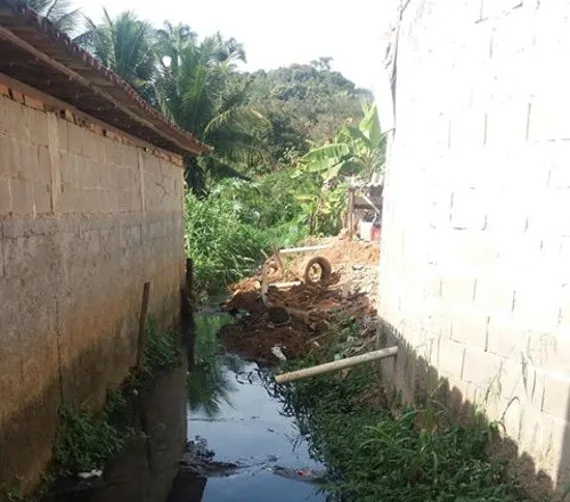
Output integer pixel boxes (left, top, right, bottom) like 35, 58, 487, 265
22, 0, 81, 35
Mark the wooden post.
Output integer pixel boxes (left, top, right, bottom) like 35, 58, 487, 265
348, 188, 355, 239
185, 258, 193, 299
136, 282, 151, 371
274, 346, 398, 384
183, 258, 197, 370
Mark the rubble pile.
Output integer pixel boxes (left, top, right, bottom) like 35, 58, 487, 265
219, 238, 380, 364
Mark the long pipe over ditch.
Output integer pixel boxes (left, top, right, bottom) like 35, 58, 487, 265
274, 346, 399, 384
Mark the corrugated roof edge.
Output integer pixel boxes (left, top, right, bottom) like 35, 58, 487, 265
0, 0, 211, 156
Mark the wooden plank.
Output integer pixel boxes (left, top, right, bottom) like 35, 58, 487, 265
348, 188, 356, 239
135, 282, 151, 372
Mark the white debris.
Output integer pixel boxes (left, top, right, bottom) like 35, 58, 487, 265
271, 346, 287, 361
78, 469, 103, 480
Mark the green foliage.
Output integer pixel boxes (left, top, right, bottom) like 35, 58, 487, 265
154, 28, 269, 192
73, 11, 370, 293
76, 9, 157, 103
4, 489, 24, 502
291, 173, 346, 236
184, 189, 278, 297
275, 339, 525, 502
22, 0, 82, 35
183, 157, 351, 294
300, 102, 385, 183
244, 60, 373, 169
54, 397, 130, 474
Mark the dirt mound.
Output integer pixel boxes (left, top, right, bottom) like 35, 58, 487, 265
321, 239, 379, 267
220, 281, 376, 364
219, 237, 380, 364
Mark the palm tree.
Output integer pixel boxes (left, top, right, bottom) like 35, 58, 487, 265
155, 32, 269, 193
23, 0, 81, 35
155, 22, 198, 73
76, 9, 157, 104
300, 102, 384, 183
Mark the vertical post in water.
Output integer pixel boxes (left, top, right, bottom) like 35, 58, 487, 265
183, 258, 197, 370
136, 282, 151, 372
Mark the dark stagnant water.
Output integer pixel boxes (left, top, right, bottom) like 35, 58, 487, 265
48, 310, 326, 502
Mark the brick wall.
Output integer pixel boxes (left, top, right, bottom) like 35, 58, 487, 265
378, 0, 570, 497
0, 79, 185, 491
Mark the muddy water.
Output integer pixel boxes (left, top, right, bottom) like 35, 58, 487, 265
46, 311, 325, 502
178, 312, 326, 502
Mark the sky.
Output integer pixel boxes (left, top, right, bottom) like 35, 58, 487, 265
77, 0, 389, 93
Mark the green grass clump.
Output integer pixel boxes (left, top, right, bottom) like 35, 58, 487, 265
54, 391, 131, 474
184, 189, 291, 299
276, 352, 525, 502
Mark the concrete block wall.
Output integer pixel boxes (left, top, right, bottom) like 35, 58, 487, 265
0, 80, 185, 490
378, 0, 570, 497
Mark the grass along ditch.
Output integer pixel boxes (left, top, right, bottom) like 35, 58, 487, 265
271, 330, 527, 502
54, 316, 181, 477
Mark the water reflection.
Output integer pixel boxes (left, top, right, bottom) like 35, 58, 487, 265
187, 313, 245, 417
187, 360, 326, 502
184, 310, 325, 502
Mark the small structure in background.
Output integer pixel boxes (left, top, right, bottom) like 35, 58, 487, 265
345, 175, 383, 242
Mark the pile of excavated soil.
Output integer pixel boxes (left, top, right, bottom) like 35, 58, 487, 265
219, 237, 380, 364
220, 282, 376, 364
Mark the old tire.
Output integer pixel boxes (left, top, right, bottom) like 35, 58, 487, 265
303, 256, 332, 285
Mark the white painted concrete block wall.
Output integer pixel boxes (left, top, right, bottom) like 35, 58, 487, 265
379, 0, 570, 495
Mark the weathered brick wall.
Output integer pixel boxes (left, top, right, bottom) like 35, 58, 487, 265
0, 79, 185, 490
378, 0, 570, 496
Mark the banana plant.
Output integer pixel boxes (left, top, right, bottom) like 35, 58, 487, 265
299, 102, 384, 183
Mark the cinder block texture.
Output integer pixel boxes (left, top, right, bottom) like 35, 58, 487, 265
0, 92, 185, 491
379, 0, 570, 496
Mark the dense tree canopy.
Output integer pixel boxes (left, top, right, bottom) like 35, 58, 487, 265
243, 61, 373, 169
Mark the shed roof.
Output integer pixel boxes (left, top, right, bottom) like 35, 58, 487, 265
0, 0, 210, 156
